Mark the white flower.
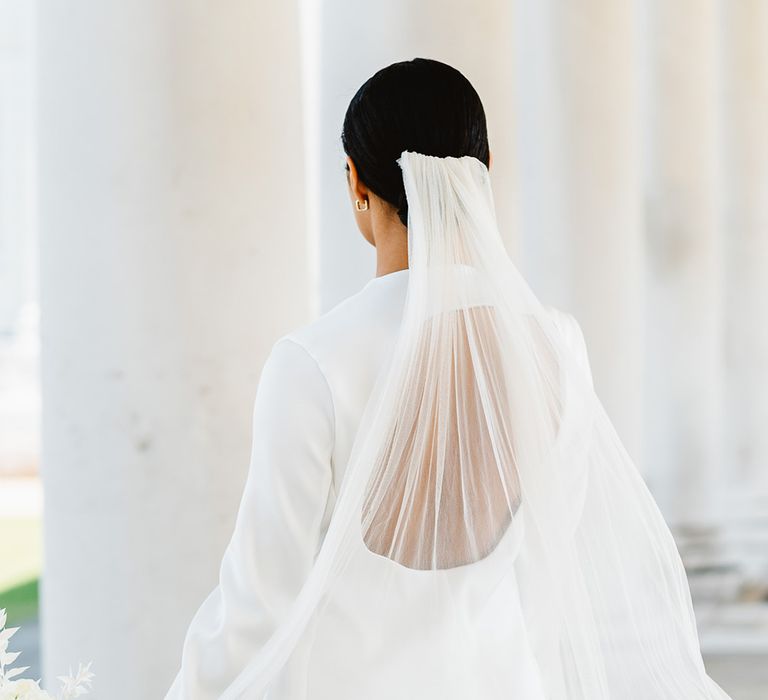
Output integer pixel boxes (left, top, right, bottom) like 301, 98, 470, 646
0, 678, 54, 700
56, 663, 94, 700
0, 609, 92, 699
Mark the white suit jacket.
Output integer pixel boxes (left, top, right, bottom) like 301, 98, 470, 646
165, 268, 583, 699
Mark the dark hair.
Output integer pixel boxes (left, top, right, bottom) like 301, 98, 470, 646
341, 58, 490, 228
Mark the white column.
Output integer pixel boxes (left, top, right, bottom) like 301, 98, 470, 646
0, 0, 37, 334
37, 3, 309, 697
719, 0, 768, 590
316, 1, 518, 310
640, 0, 724, 533
515, 0, 645, 463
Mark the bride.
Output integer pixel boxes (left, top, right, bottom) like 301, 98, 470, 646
165, 57, 733, 699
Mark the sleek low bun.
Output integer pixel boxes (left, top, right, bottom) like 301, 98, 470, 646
341, 58, 490, 230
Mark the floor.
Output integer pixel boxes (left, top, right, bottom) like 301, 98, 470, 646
705, 654, 768, 699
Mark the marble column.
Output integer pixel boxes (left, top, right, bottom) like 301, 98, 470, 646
719, 0, 768, 592
640, 0, 724, 537
515, 0, 645, 463
0, 0, 37, 335
37, 2, 309, 696
317, 0, 518, 311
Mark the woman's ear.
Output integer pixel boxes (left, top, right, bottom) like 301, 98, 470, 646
346, 156, 367, 200
488, 149, 493, 171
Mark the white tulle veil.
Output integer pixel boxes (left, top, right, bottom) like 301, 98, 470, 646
220, 150, 732, 699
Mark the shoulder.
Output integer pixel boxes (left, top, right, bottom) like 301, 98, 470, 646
544, 305, 586, 348
542, 304, 592, 385
262, 288, 368, 371
255, 290, 383, 452
285, 285, 384, 354
256, 335, 335, 429
254, 288, 377, 424
274, 280, 405, 376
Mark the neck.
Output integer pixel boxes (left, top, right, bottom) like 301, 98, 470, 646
373, 224, 409, 278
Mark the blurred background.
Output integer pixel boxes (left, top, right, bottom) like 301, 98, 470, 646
1, 1, 766, 698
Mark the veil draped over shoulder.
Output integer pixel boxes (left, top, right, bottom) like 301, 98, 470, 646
220, 150, 732, 699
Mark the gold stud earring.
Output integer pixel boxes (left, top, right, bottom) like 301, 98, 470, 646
355, 198, 369, 211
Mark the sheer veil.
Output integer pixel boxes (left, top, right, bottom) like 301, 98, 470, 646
220, 150, 732, 699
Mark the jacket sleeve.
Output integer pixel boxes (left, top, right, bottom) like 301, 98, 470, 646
165, 336, 335, 699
